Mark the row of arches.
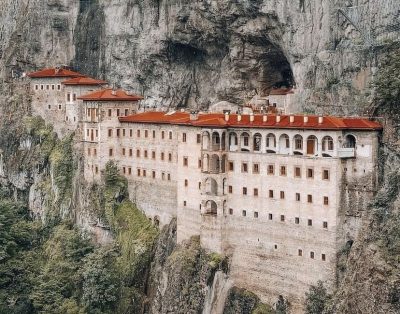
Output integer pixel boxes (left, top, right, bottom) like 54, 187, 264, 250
202, 154, 227, 174
202, 131, 356, 157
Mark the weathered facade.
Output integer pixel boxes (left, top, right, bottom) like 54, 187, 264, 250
28, 68, 382, 311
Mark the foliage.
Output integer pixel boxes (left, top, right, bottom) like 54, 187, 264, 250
305, 281, 331, 314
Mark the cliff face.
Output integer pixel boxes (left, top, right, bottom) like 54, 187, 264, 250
1, 0, 400, 313
2, 0, 399, 113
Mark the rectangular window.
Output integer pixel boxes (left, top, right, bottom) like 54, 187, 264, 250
183, 157, 188, 166
167, 173, 171, 181
296, 193, 301, 201
184, 179, 188, 187
122, 167, 126, 174
307, 168, 314, 178
122, 148, 126, 156
229, 161, 234, 171
116, 129, 120, 137
298, 249, 303, 256
269, 190, 274, 198
152, 130, 156, 138
323, 221, 328, 229
268, 213, 273, 220
57, 84, 61, 90
137, 130, 140, 138
183, 201, 187, 207
182, 133, 187, 142
323, 169, 330, 180
197, 134, 201, 144
228, 186, 233, 194
280, 191, 285, 199
51, 84, 55, 90
254, 212, 259, 218
35, 84, 39, 90
242, 163, 248, 173
129, 149, 133, 157
198, 159, 202, 168
130, 129, 133, 137
161, 131, 165, 139
122, 129, 126, 137
128, 167, 132, 175
46, 85, 49, 90
229, 208, 233, 215
152, 171, 156, 179
307, 194, 313, 203
162, 172, 165, 180
198, 182, 201, 190
168, 153, 172, 162
322, 254, 326, 261
295, 217, 300, 224
280, 215, 285, 222
137, 169, 141, 177
310, 252, 315, 259
324, 196, 329, 205
116, 109, 120, 116
108, 109, 112, 117
242, 210, 247, 217
67, 93, 71, 102
253, 163, 260, 174
267, 164, 274, 175
169, 131, 173, 140
145, 130, 148, 138
58, 104, 62, 110
280, 165, 287, 176
152, 151, 156, 159
143, 170, 147, 177
73, 94, 76, 101
295, 166, 301, 178
161, 152, 165, 161
93, 149, 97, 156
144, 150, 148, 158
136, 149, 140, 158
254, 188, 258, 197
95, 166, 98, 174
109, 148, 113, 157
243, 187, 247, 195
308, 219, 313, 226
87, 148, 91, 156
125, 109, 129, 116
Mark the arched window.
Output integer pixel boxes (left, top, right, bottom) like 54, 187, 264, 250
202, 153, 210, 172
210, 154, 220, 173
241, 132, 250, 152
279, 134, 290, 154
229, 132, 238, 151
294, 135, 303, 150
266, 133, 276, 148
205, 200, 218, 216
212, 132, 220, 151
306, 135, 318, 155
253, 133, 262, 152
322, 136, 334, 151
343, 134, 356, 148
202, 132, 210, 150
205, 178, 218, 196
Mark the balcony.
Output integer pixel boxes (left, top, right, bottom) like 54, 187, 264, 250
338, 148, 355, 158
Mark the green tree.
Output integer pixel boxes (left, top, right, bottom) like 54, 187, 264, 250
305, 281, 331, 314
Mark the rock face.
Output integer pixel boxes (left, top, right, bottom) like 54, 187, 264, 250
2, 0, 399, 113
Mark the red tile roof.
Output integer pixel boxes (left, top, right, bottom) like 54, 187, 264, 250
119, 111, 382, 131
27, 68, 85, 78
62, 77, 107, 85
78, 89, 143, 101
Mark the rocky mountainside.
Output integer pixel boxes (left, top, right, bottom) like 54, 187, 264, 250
1, 0, 399, 112
1, 0, 400, 313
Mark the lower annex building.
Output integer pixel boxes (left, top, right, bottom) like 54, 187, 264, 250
28, 67, 382, 311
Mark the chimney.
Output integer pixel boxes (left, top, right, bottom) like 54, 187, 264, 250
276, 115, 281, 123
303, 116, 309, 123
318, 116, 324, 124
290, 115, 295, 123
250, 114, 254, 122
237, 114, 242, 122
263, 115, 268, 123
224, 112, 230, 122
190, 111, 199, 121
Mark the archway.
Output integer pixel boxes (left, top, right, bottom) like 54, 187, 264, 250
343, 134, 356, 148
229, 132, 238, 151
306, 135, 318, 155
253, 133, 262, 152
205, 200, 218, 216
205, 178, 218, 195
